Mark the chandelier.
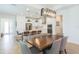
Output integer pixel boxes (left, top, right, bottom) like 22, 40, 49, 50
41, 8, 56, 18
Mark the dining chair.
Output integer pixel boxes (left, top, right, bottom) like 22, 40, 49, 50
46, 38, 62, 54
19, 40, 31, 54
59, 36, 68, 54
25, 39, 41, 54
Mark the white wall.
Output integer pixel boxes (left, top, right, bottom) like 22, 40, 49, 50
16, 16, 25, 33
16, 15, 43, 33
58, 5, 79, 44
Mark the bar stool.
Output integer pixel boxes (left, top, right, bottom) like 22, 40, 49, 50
38, 30, 41, 34
23, 31, 29, 36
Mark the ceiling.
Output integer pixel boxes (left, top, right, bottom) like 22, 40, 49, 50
0, 4, 77, 16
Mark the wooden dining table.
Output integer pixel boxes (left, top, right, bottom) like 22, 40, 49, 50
25, 34, 63, 54
26, 35, 54, 51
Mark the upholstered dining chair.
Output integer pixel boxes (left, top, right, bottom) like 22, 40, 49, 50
46, 38, 62, 54
19, 40, 31, 54
59, 37, 68, 54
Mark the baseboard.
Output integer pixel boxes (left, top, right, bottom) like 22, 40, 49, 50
68, 40, 79, 45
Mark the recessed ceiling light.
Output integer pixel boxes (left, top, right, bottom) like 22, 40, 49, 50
26, 8, 30, 12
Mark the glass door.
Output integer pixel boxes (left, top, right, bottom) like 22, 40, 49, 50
4, 21, 10, 34
0, 17, 16, 53
1, 17, 16, 35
